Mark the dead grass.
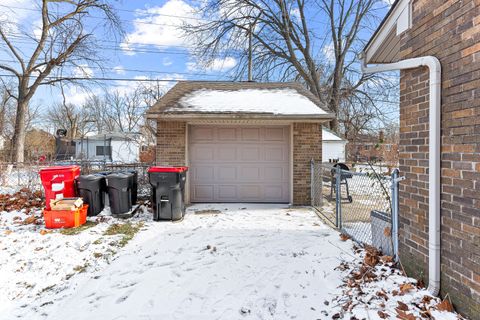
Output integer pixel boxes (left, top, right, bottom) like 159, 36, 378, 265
60, 221, 98, 235
103, 222, 144, 247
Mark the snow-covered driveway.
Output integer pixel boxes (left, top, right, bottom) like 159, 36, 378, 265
49, 204, 350, 320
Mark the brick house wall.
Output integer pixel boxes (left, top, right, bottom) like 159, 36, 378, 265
156, 121, 186, 166
398, 0, 480, 317
156, 121, 321, 206
292, 123, 322, 205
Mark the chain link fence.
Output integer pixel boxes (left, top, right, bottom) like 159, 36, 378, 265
311, 161, 400, 256
0, 161, 154, 200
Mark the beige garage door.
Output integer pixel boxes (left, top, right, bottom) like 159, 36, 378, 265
189, 125, 290, 203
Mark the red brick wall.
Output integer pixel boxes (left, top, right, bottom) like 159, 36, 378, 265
398, 0, 480, 317
293, 123, 322, 205
156, 120, 186, 166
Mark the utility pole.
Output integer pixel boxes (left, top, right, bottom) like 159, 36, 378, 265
247, 22, 253, 82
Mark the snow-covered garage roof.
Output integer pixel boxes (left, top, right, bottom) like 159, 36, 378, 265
322, 127, 345, 142
147, 81, 334, 121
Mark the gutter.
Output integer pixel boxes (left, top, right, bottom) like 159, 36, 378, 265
360, 55, 441, 296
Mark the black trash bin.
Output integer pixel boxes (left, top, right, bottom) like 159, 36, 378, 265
76, 175, 107, 216
122, 170, 138, 205
148, 166, 188, 221
106, 173, 132, 215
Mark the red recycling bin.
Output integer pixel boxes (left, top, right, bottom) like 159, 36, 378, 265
39, 166, 81, 210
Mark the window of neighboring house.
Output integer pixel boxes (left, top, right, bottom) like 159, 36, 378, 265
96, 146, 112, 157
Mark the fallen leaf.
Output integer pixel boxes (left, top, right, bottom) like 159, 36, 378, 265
364, 254, 378, 267
4, 230, 12, 235
396, 310, 416, 320
400, 283, 415, 294
377, 311, 388, 319
39, 229, 51, 236
421, 295, 433, 304
380, 255, 393, 263
397, 301, 409, 312
383, 227, 391, 237
340, 233, 351, 241
23, 216, 37, 225
435, 299, 454, 312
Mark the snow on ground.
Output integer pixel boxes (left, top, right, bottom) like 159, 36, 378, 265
0, 206, 150, 319
0, 203, 466, 320
35, 204, 352, 320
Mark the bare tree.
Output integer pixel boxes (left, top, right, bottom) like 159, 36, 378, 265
45, 102, 94, 139
183, 0, 395, 132
0, 0, 121, 162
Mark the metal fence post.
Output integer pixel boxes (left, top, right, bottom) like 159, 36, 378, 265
310, 159, 314, 206
335, 165, 342, 228
391, 169, 400, 259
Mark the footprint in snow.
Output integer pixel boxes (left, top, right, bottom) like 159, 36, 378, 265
115, 289, 134, 304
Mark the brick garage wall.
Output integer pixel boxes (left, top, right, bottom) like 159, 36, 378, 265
156, 120, 186, 166
398, 0, 480, 317
292, 123, 322, 205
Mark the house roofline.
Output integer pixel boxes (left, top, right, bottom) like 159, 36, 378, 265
147, 112, 334, 123
363, 0, 400, 53
147, 81, 333, 115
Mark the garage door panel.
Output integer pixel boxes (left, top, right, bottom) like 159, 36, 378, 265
191, 127, 214, 141
217, 146, 237, 161
264, 185, 283, 201
265, 166, 286, 180
241, 127, 261, 141
240, 146, 261, 161
217, 166, 237, 180
218, 128, 237, 140
191, 146, 215, 161
192, 166, 214, 181
265, 146, 287, 161
189, 125, 290, 203
265, 127, 286, 141
239, 185, 262, 200
240, 166, 261, 180
193, 185, 214, 201
217, 185, 238, 200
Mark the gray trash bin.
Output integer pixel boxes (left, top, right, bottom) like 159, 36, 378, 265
122, 170, 138, 205
76, 174, 106, 216
106, 173, 132, 215
148, 166, 188, 221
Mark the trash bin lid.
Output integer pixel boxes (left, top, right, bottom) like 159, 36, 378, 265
40, 165, 80, 172
148, 166, 188, 173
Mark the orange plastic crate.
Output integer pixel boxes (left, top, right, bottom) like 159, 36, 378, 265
43, 204, 88, 229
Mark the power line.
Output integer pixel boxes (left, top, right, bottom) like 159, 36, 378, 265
2, 33, 245, 56
0, 58, 233, 78
0, 73, 229, 82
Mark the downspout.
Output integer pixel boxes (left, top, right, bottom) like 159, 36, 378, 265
360, 55, 441, 296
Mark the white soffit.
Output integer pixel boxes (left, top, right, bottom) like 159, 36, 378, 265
365, 0, 412, 64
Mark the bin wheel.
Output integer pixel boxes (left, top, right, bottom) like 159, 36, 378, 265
348, 196, 353, 203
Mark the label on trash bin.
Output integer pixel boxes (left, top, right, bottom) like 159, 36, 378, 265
52, 182, 65, 192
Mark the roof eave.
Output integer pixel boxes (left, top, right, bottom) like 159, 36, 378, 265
147, 112, 335, 122
363, 0, 409, 64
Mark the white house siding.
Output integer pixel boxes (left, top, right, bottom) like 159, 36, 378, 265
111, 140, 139, 163
75, 139, 139, 163
322, 141, 347, 162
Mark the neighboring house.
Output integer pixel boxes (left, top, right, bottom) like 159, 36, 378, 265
147, 81, 334, 205
73, 132, 140, 163
322, 127, 347, 163
24, 129, 56, 161
347, 131, 398, 164
362, 0, 479, 317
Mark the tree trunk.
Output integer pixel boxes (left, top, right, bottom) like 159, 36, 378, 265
10, 97, 28, 163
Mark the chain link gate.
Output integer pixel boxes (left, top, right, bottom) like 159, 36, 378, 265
311, 161, 400, 257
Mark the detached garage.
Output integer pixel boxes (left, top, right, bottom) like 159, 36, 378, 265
146, 81, 334, 205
